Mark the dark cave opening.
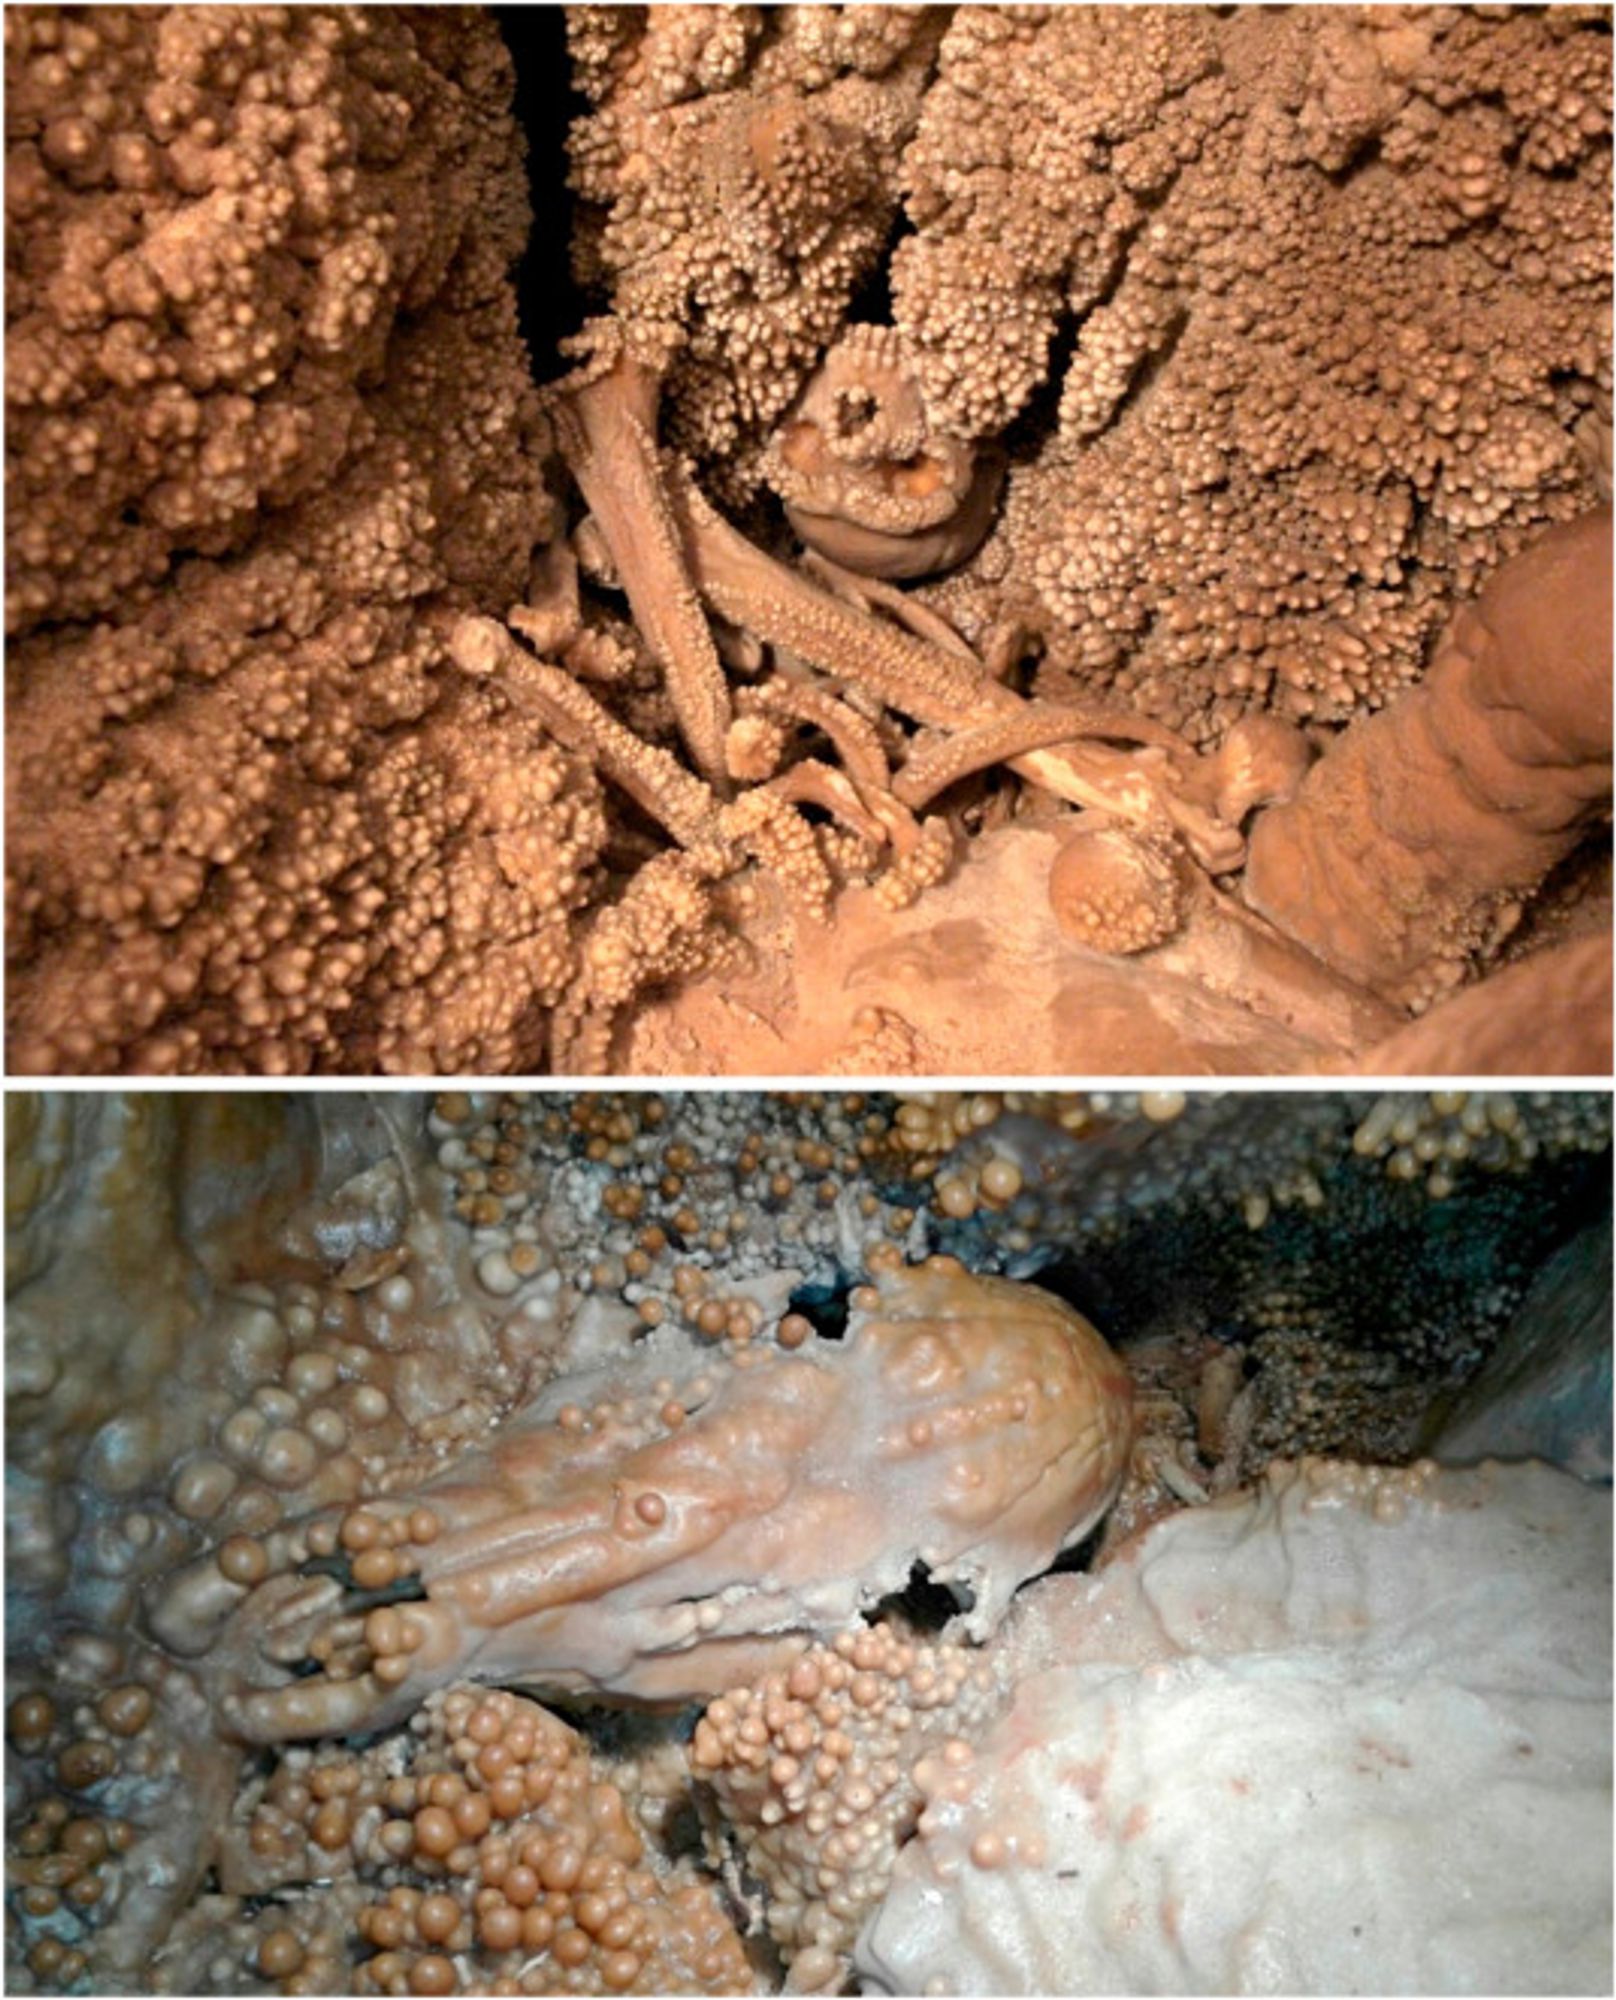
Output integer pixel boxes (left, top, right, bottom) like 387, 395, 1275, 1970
787, 1271, 855, 1340
846, 209, 910, 328
1010, 1251, 1137, 1350
493, 5, 588, 376
864, 1559, 975, 1633
1013, 1140, 1613, 1364
1042, 1517, 1107, 1578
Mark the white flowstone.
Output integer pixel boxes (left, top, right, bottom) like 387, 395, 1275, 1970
856, 1457, 1612, 1998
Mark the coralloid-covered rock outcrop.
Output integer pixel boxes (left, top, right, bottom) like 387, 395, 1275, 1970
5, 5, 1612, 1075
5, 1090, 1612, 1993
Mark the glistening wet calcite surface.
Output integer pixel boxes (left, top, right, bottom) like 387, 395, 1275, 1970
5, 1090, 1611, 1993
5, 5, 1611, 1075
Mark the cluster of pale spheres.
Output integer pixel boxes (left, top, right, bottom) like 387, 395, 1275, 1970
4, 1091, 1610, 1995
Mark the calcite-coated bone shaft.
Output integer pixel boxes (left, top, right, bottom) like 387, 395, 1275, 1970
554, 353, 734, 785
451, 615, 722, 852
667, 461, 1240, 866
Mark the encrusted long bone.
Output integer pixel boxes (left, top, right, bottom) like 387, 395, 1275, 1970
206, 1259, 1133, 1743
551, 318, 1246, 875
549, 319, 734, 786
667, 452, 1245, 872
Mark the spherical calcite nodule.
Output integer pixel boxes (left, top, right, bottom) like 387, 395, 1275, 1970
1048, 821, 1189, 956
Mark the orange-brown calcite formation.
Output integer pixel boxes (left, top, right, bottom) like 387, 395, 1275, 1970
202, 1683, 756, 1997
624, 822, 1402, 1078
358, 1687, 754, 1997
691, 1622, 1008, 1992
5, 6, 605, 1075
6, 5, 1611, 1075
1245, 506, 1613, 1009
1359, 930, 1614, 1078
215, 1255, 1132, 1744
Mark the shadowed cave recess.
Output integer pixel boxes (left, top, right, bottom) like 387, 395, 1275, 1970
4, 1089, 1613, 1995
4, 4, 1612, 1077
